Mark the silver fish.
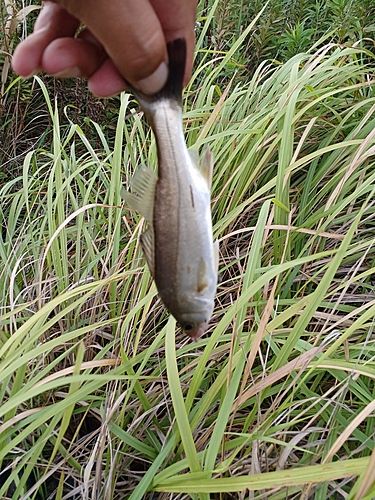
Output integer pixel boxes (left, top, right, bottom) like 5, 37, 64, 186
123, 38, 218, 340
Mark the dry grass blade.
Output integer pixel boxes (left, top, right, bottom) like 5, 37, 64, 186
235, 347, 322, 406
324, 399, 375, 464
353, 447, 375, 500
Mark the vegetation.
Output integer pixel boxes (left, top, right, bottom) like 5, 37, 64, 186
1, 0, 375, 498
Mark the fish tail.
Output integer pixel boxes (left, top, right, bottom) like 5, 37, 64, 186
130, 38, 186, 107
155, 38, 186, 104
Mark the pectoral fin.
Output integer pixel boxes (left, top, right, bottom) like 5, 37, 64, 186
122, 165, 157, 222
197, 257, 209, 293
140, 227, 155, 276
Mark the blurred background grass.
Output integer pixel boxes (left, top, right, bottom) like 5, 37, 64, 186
1, 1, 375, 499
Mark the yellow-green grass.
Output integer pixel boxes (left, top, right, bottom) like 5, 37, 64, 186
1, 3, 375, 499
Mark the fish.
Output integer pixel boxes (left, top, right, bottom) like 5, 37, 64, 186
122, 38, 218, 341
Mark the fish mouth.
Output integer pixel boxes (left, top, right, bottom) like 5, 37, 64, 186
186, 322, 208, 342
177, 301, 214, 341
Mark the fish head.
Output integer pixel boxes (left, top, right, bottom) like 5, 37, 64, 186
177, 296, 214, 341
180, 319, 209, 342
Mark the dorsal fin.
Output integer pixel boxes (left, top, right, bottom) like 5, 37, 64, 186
121, 165, 157, 223
140, 227, 155, 276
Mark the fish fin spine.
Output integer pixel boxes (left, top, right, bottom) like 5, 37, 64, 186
122, 165, 157, 222
140, 227, 155, 276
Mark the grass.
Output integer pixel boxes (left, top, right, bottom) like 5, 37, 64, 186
202, 0, 375, 70
1, 0, 375, 499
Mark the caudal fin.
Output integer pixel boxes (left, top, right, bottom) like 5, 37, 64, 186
155, 38, 186, 103
130, 38, 186, 107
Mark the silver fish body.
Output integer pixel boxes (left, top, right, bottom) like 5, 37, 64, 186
123, 39, 218, 340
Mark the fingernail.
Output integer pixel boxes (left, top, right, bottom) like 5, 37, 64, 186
136, 62, 168, 95
22, 68, 41, 79
52, 67, 82, 78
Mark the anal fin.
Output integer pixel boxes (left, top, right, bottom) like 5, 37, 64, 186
199, 147, 214, 188
189, 147, 214, 188
188, 148, 199, 166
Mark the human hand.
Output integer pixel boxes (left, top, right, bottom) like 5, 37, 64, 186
12, 0, 197, 97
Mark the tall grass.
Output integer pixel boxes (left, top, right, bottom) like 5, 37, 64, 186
0, 0, 114, 176
200, 0, 375, 68
1, 1, 375, 499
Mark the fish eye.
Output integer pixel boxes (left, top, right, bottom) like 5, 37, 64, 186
183, 323, 194, 332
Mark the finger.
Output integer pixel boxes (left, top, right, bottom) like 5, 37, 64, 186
41, 35, 106, 78
46, 0, 167, 93
88, 59, 128, 97
13, 0, 198, 94
150, 0, 197, 86
12, 3, 80, 77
